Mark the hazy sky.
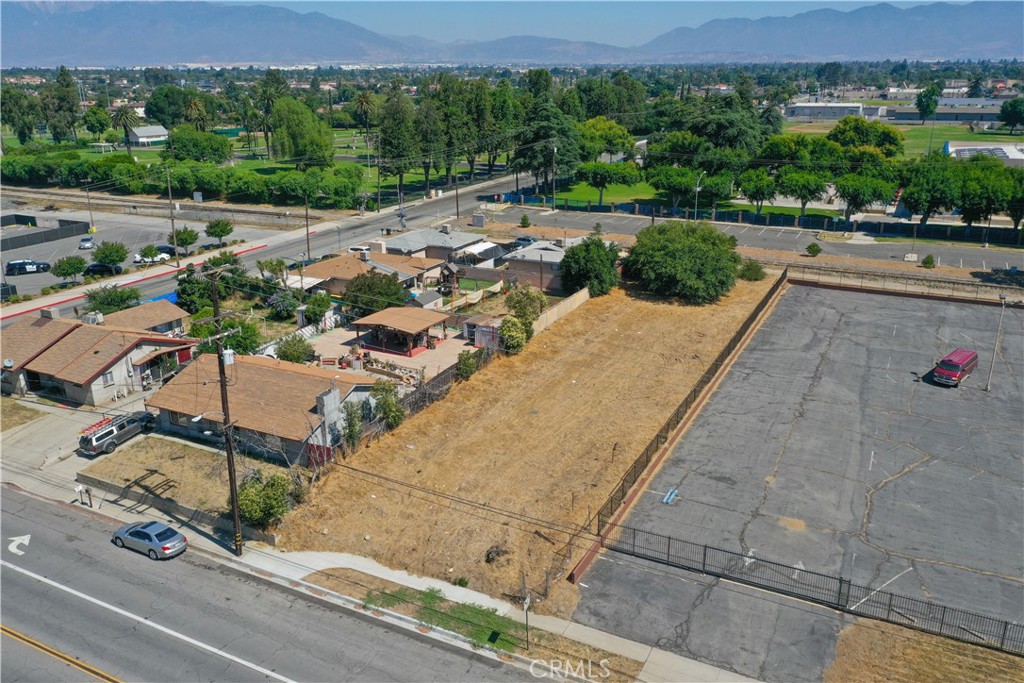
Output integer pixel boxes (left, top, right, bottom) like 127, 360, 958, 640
244, 1, 928, 46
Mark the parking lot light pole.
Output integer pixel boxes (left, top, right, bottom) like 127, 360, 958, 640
985, 294, 1008, 392
694, 171, 707, 220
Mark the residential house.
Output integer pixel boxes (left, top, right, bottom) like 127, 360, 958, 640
501, 239, 585, 291
128, 125, 169, 146
301, 251, 444, 295
100, 300, 190, 335
382, 226, 485, 260
1, 315, 80, 397
146, 354, 376, 467
17, 319, 195, 405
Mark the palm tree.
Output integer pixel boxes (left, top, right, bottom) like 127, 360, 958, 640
185, 98, 210, 132
111, 105, 141, 157
355, 91, 375, 149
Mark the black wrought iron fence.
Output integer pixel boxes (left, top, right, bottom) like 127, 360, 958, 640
400, 347, 499, 417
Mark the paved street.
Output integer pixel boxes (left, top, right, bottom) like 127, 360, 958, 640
1, 488, 531, 682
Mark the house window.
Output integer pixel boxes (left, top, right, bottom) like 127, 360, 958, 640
101, 370, 115, 387
168, 411, 190, 427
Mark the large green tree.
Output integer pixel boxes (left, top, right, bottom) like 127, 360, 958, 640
270, 97, 334, 169
205, 219, 234, 246
111, 105, 141, 157
623, 221, 740, 305
40, 66, 79, 143
377, 85, 419, 199
998, 98, 1024, 134
93, 241, 129, 267
0, 85, 42, 144
777, 169, 828, 218
83, 105, 112, 140
576, 161, 641, 207
145, 85, 191, 129
86, 285, 141, 314
52, 255, 88, 284
344, 270, 408, 315
899, 156, 962, 229
834, 174, 895, 222
647, 166, 700, 211
254, 70, 290, 159
164, 125, 232, 163
737, 168, 777, 216
510, 96, 582, 196
957, 157, 1014, 230
825, 116, 904, 158
560, 233, 620, 296
579, 116, 635, 163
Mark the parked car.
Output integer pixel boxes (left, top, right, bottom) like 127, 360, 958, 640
5, 260, 51, 275
348, 245, 370, 255
134, 251, 172, 264
514, 236, 538, 249
932, 348, 979, 387
155, 245, 178, 257
112, 520, 188, 560
79, 236, 95, 250
84, 263, 124, 277
79, 411, 155, 455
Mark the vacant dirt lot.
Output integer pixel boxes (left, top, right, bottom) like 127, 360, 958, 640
276, 278, 778, 616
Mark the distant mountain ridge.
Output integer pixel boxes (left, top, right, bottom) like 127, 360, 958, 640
1, 1, 1021, 67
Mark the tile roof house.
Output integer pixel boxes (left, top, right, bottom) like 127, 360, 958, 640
302, 252, 444, 294
146, 354, 377, 466
12, 316, 195, 405
0, 316, 81, 396
100, 300, 190, 334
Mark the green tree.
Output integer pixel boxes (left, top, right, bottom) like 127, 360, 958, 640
499, 315, 527, 354
455, 350, 478, 380
524, 68, 554, 100
834, 174, 895, 222
377, 85, 419, 199
236, 472, 291, 528
85, 285, 141, 314
737, 258, 766, 281
111, 105, 141, 157
254, 70, 290, 159
145, 84, 191, 129
343, 399, 365, 451
370, 379, 404, 429
193, 318, 261, 355
511, 96, 582, 197
164, 125, 232, 163
647, 166, 700, 212
415, 95, 444, 198
967, 76, 985, 99
175, 266, 213, 313
777, 170, 828, 218
51, 255, 88, 284
354, 91, 377, 144
1006, 168, 1024, 241
83, 105, 111, 140
560, 233, 620, 296
579, 116, 635, 163
998, 98, 1024, 134
93, 241, 129, 267
138, 244, 160, 262
899, 156, 962, 229
737, 168, 777, 216
172, 226, 200, 255
205, 219, 234, 246
344, 270, 408, 315
302, 291, 333, 325
958, 158, 1014, 230
623, 221, 740, 305
184, 97, 211, 132
504, 284, 547, 340
576, 162, 641, 208
276, 336, 315, 364
825, 116, 904, 157
270, 97, 334, 169
915, 84, 941, 125
806, 242, 823, 257
485, 80, 523, 177
1, 85, 42, 144
40, 66, 79, 143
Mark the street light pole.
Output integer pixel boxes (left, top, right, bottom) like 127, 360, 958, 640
552, 143, 557, 211
165, 165, 181, 268
694, 171, 706, 220
304, 194, 312, 259
84, 182, 95, 232
985, 294, 1008, 392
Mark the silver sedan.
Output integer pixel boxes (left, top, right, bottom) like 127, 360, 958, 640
112, 521, 188, 560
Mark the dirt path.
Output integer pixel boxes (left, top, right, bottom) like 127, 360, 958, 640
275, 279, 777, 616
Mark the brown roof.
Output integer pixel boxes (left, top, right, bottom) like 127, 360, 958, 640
146, 355, 375, 443
352, 307, 449, 335
24, 325, 190, 385
0, 316, 81, 371
102, 300, 189, 331
303, 253, 443, 283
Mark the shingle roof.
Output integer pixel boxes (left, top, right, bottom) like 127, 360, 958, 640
24, 325, 191, 385
303, 253, 443, 283
352, 307, 449, 335
130, 125, 168, 137
102, 300, 189, 331
504, 240, 568, 264
411, 291, 443, 306
146, 354, 375, 442
383, 229, 483, 254
0, 317, 81, 371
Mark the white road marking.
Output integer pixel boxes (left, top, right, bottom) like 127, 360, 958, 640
982, 260, 986, 270
739, 227, 749, 235
850, 567, 914, 610
1, 560, 295, 683
893, 325, 897, 337
869, 451, 875, 471
758, 227, 767, 236
579, 582, 589, 588
886, 357, 892, 371
6, 535, 30, 556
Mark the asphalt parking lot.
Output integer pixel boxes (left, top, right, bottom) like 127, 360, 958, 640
1, 207, 281, 295
573, 285, 1024, 681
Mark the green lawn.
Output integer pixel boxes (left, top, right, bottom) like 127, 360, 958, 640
720, 202, 840, 219
555, 180, 658, 206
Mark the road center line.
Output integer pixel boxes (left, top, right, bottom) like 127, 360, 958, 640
1, 561, 294, 683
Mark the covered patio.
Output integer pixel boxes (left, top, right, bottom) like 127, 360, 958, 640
351, 308, 451, 357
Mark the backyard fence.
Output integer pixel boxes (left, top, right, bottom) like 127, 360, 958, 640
594, 268, 789, 536
400, 347, 499, 418
601, 523, 1024, 655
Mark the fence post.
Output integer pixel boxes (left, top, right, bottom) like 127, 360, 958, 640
667, 536, 672, 564
938, 604, 947, 632
631, 527, 636, 555
886, 591, 894, 620
1000, 619, 1010, 649
702, 544, 708, 573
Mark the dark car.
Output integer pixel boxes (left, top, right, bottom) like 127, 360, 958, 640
5, 260, 51, 275
155, 245, 178, 257
84, 263, 124, 277
112, 520, 188, 560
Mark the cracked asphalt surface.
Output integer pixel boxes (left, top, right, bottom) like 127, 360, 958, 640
573, 285, 1024, 681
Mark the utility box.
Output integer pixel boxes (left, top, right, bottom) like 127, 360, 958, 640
472, 213, 486, 227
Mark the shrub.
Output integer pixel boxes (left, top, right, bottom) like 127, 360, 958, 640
455, 350, 478, 380
266, 291, 300, 320
806, 242, 823, 257
499, 315, 527, 354
275, 335, 314, 364
921, 254, 936, 269
40, 287, 52, 295
519, 214, 531, 228
370, 380, 404, 429
738, 258, 767, 281
236, 471, 291, 529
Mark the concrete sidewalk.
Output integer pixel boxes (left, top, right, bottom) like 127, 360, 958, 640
0, 399, 755, 682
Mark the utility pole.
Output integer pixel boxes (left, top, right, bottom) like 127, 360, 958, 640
210, 274, 244, 556
551, 142, 557, 211
375, 134, 381, 213
454, 151, 461, 219
165, 166, 181, 268
304, 194, 312, 260
84, 181, 95, 231
985, 294, 1008, 392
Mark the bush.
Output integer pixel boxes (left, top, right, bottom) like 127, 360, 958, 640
275, 335, 314, 364
370, 380, 404, 429
499, 315, 527, 354
805, 242, 823, 257
737, 258, 767, 281
236, 471, 291, 529
520, 214, 531, 228
921, 254, 936, 269
266, 291, 300, 320
40, 287, 52, 295
455, 350, 478, 380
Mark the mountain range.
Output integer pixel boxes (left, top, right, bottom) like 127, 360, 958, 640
2, 1, 1021, 67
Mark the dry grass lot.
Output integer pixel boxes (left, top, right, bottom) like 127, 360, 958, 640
82, 436, 290, 512
825, 620, 1024, 683
1, 397, 46, 432
276, 279, 778, 616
